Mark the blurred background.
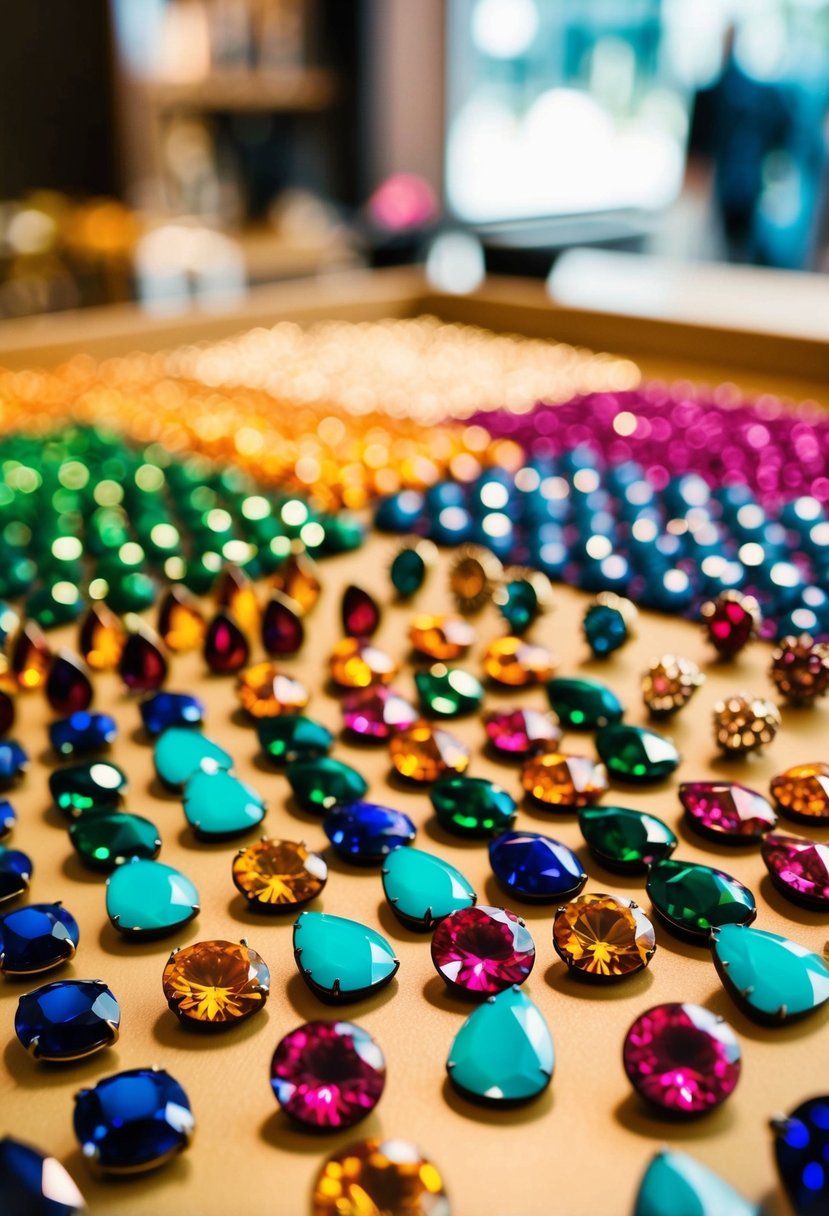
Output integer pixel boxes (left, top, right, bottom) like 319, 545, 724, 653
1, 0, 828, 318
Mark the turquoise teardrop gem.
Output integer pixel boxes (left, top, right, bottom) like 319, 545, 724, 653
154, 728, 232, 790
106, 859, 199, 938
183, 769, 266, 839
382, 847, 476, 930
546, 677, 623, 730
596, 723, 680, 783
635, 1150, 759, 1216
711, 923, 829, 1024
293, 910, 399, 1003
447, 986, 553, 1104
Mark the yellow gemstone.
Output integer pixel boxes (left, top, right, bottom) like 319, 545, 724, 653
162, 939, 269, 1025
448, 545, 503, 613
483, 636, 556, 687
232, 838, 328, 909
237, 662, 309, 718
157, 587, 206, 652
78, 602, 126, 670
770, 762, 829, 820
311, 1138, 450, 1216
271, 548, 321, 614
521, 751, 608, 808
330, 638, 398, 689
409, 614, 476, 660
552, 893, 656, 979
389, 721, 470, 783
214, 564, 260, 636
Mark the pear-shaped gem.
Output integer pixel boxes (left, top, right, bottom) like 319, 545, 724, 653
257, 715, 333, 765
578, 805, 677, 873
271, 549, 321, 613
79, 607, 128, 672
50, 760, 127, 818
483, 708, 561, 757
45, 652, 93, 715
596, 724, 680, 783
762, 833, 829, 910
342, 687, 418, 741
204, 611, 250, 674
324, 802, 416, 863
647, 859, 756, 942
157, 586, 206, 652
680, 781, 776, 843
494, 570, 551, 634
382, 847, 476, 930
390, 538, 436, 597
489, 832, 586, 902
711, 923, 829, 1024
10, 621, 51, 691
521, 752, 608, 809
0, 848, 32, 904
183, 769, 266, 839
341, 584, 381, 638
293, 910, 399, 1002
118, 623, 168, 692
0, 1137, 86, 1214
287, 757, 368, 813
447, 986, 553, 1104
634, 1150, 759, 1216
330, 638, 397, 689
482, 636, 556, 687
415, 664, 484, 718
154, 728, 232, 790
389, 722, 470, 783
770, 762, 829, 823
546, 677, 623, 730
106, 859, 199, 937
262, 592, 304, 656
69, 812, 161, 871
214, 564, 260, 635
430, 775, 517, 837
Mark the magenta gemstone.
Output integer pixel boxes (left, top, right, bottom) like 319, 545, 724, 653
430, 905, 535, 996
706, 600, 755, 656
341, 585, 381, 639
761, 833, 829, 910
484, 708, 561, 757
262, 593, 304, 656
680, 781, 777, 843
342, 687, 418, 741
623, 1002, 741, 1116
270, 1020, 385, 1130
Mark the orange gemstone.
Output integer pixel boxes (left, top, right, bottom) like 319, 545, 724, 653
770, 763, 829, 822
214, 564, 260, 636
448, 545, 503, 613
521, 752, 608, 808
483, 636, 556, 687
78, 602, 125, 670
552, 893, 656, 979
271, 548, 321, 614
311, 1138, 449, 1216
389, 721, 470, 783
330, 638, 398, 689
10, 621, 52, 691
232, 838, 328, 909
237, 661, 309, 718
162, 939, 269, 1025
409, 614, 476, 660
157, 586, 206, 652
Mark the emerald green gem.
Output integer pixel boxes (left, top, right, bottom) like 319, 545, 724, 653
711, 923, 829, 1024
0, 555, 36, 598
106, 858, 199, 937
647, 859, 756, 942
179, 556, 223, 595
49, 761, 127, 819
69, 811, 161, 871
26, 583, 83, 629
317, 513, 365, 554
447, 986, 553, 1104
415, 665, 484, 718
496, 578, 539, 634
154, 728, 232, 790
635, 1150, 759, 1216
546, 677, 623, 730
390, 546, 427, 597
382, 847, 476, 930
183, 769, 265, 839
293, 910, 399, 1002
578, 806, 677, 873
596, 723, 679, 783
105, 572, 156, 614
430, 775, 517, 837
286, 757, 368, 813
257, 716, 333, 765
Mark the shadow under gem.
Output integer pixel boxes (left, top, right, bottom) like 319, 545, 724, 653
259, 1108, 383, 1155
543, 959, 655, 1001
151, 1004, 271, 1051
613, 1091, 737, 1141
441, 1075, 554, 1126
3, 1036, 122, 1088
284, 971, 399, 1021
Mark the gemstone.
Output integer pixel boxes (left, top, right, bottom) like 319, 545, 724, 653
325, 802, 416, 863
390, 538, 436, 598
44, 653, 93, 716
261, 592, 304, 656
701, 590, 760, 656
578, 806, 677, 873
483, 707, 561, 757
232, 839, 328, 910
680, 781, 777, 843
15, 980, 120, 1061
118, 623, 168, 692
106, 859, 199, 938
183, 769, 266, 839
389, 722, 470, 782
49, 712, 117, 758
271, 1020, 385, 1129
78, 602, 125, 671
773, 1096, 829, 1216
10, 621, 51, 691
69, 812, 161, 871
546, 677, 623, 730
140, 691, 204, 736
0, 740, 27, 788
583, 596, 634, 657
647, 859, 756, 942
623, 1002, 741, 1116
0, 1136, 86, 1215
596, 724, 680, 783
634, 1150, 759, 1216
257, 716, 333, 764
431, 905, 535, 996
553, 893, 656, 980
0, 848, 32, 904
330, 638, 398, 689
642, 654, 705, 717
0, 799, 15, 838
49, 761, 126, 818
448, 545, 502, 613
237, 662, 309, 718
711, 923, 829, 1024
214, 563, 260, 635
762, 833, 829, 909
342, 686, 418, 741
204, 611, 250, 674
293, 911, 399, 1002
447, 986, 553, 1104
311, 1138, 449, 1216
770, 763, 829, 823
0, 689, 14, 736
382, 847, 476, 930
154, 727, 232, 790
341, 584, 381, 638
162, 939, 269, 1026
287, 757, 368, 813
521, 752, 608, 809
713, 693, 780, 754
489, 832, 586, 902
409, 614, 475, 660
494, 569, 552, 634
429, 778, 516, 844
0, 904, 79, 975
157, 586, 206, 652
270, 548, 321, 613
415, 664, 484, 717
770, 634, 829, 705
482, 637, 556, 687
73, 1067, 194, 1175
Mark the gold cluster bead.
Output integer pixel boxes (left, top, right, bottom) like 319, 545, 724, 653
712, 693, 781, 755
769, 633, 829, 706
642, 654, 705, 717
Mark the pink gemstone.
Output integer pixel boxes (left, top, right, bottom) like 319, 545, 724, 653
342, 687, 418, 740
430, 905, 535, 996
623, 1002, 741, 1116
270, 1020, 385, 1129
484, 708, 561, 757
341, 585, 381, 638
706, 599, 755, 656
761, 833, 829, 910
679, 781, 777, 841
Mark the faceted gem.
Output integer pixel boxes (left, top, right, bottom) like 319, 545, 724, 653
73, 1067, 194, 1175
106, 859, 199, 938
69, 812, 161, 871
494, 569, 552, 634
382, 847, 476, 931
583, 594, 636, 657
578, 805, 677, 873
288, 757, 368, 813
713, 693, 780, 755
409, 614, 475, 661
237, 662, 309, 718
10, 621, 51, 691
482, 636, 556, 687
680, 781, 776, 843
44, 653, 93, 716
157, 586, 206, 652
261, 592, 304, 656
521, 752, 608, 809
342, 686, 418, 741
770, 763, 829, 823
257, 715, 333, 765
711, 923, 829, 1024
140, 691, 204, 736
0, 904, 79, 976
311, 1138, 449, 1216
432, 906, 535, 996
106, 572, 155, 615
0, 689, 15, 737
448, 545, 503, 613
214, 563, 260, 635
546, 677, 623, 730
431, 774, 516, 838
154, 727, 232, 790
701, 589, 761, 656
447, 986, 553, 1104
390, 538, 437, 598
489, 832, 586, 902
49, 712, 117, 758
117, 623, 168, 692
0, 799, 15, 838
232, 839, 327, 911
183, 769, 266, 839
271, 1020, 385, 1129
553, 893, 656, 980
762, 833, 829, 910
773, 1096, 829, 1216
415, 664, 484, 717
770, 633, 829, 705
634, 1150, 759, 1216
389, 722, 470, 783
204, 611, 250, 674
623, 1002, 741, 1116
293, 910, 399, 1002
15, 980, 120, 1061
330, 638, 398, 689
270, 548, 321, 614
341, 584, 381, 638
78, 602, 125, 670
49, 761, 126, 818
642, 654, 705, 717
0, 848, 32, 905
325, 802, 416, 863
647, 859, 756, 942
484, 707, 561, 757
162, 939, 269, 1026
596, 724, 679, 784
0, 1136, 86, 1215
0, 738, 26, 788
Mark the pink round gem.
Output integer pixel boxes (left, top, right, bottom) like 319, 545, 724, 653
623, 1002, 741, 1116
342, 687, 418, 741
484, 708, 562, 757
270, 1020, 385, 1129
761, 833, 829, 910
430, 905, 535, 996
679, 781, 777, 841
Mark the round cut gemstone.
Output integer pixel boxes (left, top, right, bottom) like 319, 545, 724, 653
44, 653, 93, 716
447, 986, 553, 1105
770, 763, 829, 823
232, 839, 327, 910
0, 741, 28, 787
157, 586, 206, 652
680, 781, 776, 843
431, 775, 517, 838
162, 939, 269, 1026
183, 769, 266, 839
484, 707, 561, 757
553, 893, 656, 980
324, 802, 416, 863
117, 625, 168, 692
382, 847, 476, 930
583, 601, 629, 657
521, 752, 608, 809
154, 728, 232, 790
271, 1020, 385, 1130
15, 979, 120, 1061
0, 848, 32, 905
49, 761, 126, 818
0, 904, 79, 975
293, 911, 399, 1002
73, 1067, 194, 1174
647, 859, 756, 942
311, 1138, 450, 1216
49, 712, 117, 758
482, 637, 556, 687
78, 602, 125, 671
341, 686, 418, 741
623, 1002, 741, 1116
489, 832, 586, 902
261, 592, 304, 656
596, 724, 679, 784
415, 664, 484, 717
330, 638, 397, 689
448, 545, 502, 613
409, 614, 475, 660
270, 549, 321, 613
203, 610, 250, 674
546, 677, 623, 730
237, 662, 309, 718
257, 715, 332, 764
635, 1150, 759, 1216
712, 923, 829, 1024
0, 1135, 86, 1215
773, 1097, 829, 1216
762, 833, 829, 909
140, 691, 204, 736
69, 812, 161, 871
106, 859, 199, 938
431, 905, 535, 996
287, 757, 368, 813
701, 590, 760, 656
341, 584, 381, 638
389, 722, 470, 783
579, 806, 677, 873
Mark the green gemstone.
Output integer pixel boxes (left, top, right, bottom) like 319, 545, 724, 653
69, 811, 161, 871
382, 847, 476, 930
106, 858, 200, 937
179, 556, 223, 595
578, 806, 677, 872
647, 859, 756, 942
447, 986, 554, 1104
293, 910, 399, 1002
635, 1150, 759, 1216
286, 757, 368, 813
105, 572, 156, 614
49, 761, 127, 818
496, 578, 539, 634
711, 923, 829, 1024
390, 547, 427, 597
26, 583, 83, 629
317, 514, 365, 554
596, 724, 679, 783
0, 556, 37, 599
154, 728, 232, 790
415, 665, 484, 718
183, 769, 266, 839
546, 677, 623, 730
257, 716, 334, 765
430, 775, 517, 837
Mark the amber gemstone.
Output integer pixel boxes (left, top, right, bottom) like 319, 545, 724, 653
311, 1138, 450, 1216
713, 693, 780, 754
448, 545, 503, 613
237, 662, 309, 718
341, 585, 381, 638
262, 592, 304, 656
10, 621, 51, 691
389, 721, 471, 783
521, 752, 608, 809
78, 602, 125, 670
118, 621, 168, 692
271, 548, 321, 614
770, 763, 829, 823
157, 586, 206, 652
552, 893, 656, 980
330, 638, 398, 689
483, 636, 556, 687
45, 652, 94, 715
769, 634, 829, 706
162, 939, 269, 1026
409, 614, 476, 660
214, 564, 260, 636
204, 611, 250, 674
232, 838, 328, 910
642, 654, 705, 717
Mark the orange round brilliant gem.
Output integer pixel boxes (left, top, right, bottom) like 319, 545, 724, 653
448, 545, 503, 613
552, 893, 656, 979
232, 838, 328, 909
409, 614, 476, 661
521, 752, 608, 808
330, 638, 398, 689
483, 636, 556, 687
237, 662, 309, 718
770, 762, 829, 822
162, 939, 270, 1025
311, 1138, 449, 1216
389, 721, 470, 783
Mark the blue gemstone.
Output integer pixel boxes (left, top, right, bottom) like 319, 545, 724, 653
774, 1097, 829, 1216
139, 691, 205, 736
0, 799, 15, 840
583, 603, 629, 657
324, 801, 416, 864
374, 490, 425, 533
489, 832, 587, 903
0, 1136, 86, 1215
0, 904, 80, 975
0, 848, 32, 904
0, 741, 28, 786
15, 980, 120, 1061
49, 712, 118, 758
73, 1067, 194, 1175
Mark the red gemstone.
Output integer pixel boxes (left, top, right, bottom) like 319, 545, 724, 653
262, 593, 304, 656
45, 652, 94, 715
623, 1002, 741, 1116
679, 781, 777, 842
430, 905, 535, 996
118, 627, 168, 692
204, 611, 250, 674
270, 1020, 385, 1130
484, 708, 561, 757
761, 833, 829, 910
341, 585, 381, 638
342, 687, 418, 741
702, 593, 759, 657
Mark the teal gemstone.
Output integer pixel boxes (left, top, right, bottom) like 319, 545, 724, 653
635, 1150, 759, 1216
382, 847, 476, 930
293, 910, 399, 1003
390, 545, 429, 597
154, 728, 232, 790
257, 716, 334, 765
286, 757, 368, 813
647, 859, 756, 943
546, 677, 623, 730
317, 513, 365, 554
49, 761, 127, 819
106, 859, 199, 938
596, 724, 680, 783
711, 923, 829, 1024
578, 806, 677, 873
496, 578, 539, 634
415, 665, 484, 718
430, 775, 517, 837
105, 572, 156, 614
447, 986, 554, 1104
183, 770, 266, 839
69, 812, 161, 871
26, 583, 83, 629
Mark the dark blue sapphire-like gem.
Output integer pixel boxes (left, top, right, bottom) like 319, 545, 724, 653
324, 801, 416, 864
139, 691, 205, 737
0, 741, 28, 787
0, 904, 80, 976
0, 1136, 86, 1215
773, 1096, 829, 1216
0, 848, 32, 904
583, 603, 629, 657
374, 490, 425, 533
49, 712, 118, 758
0, 799, 15, 839
15, 979, 120, 1061
488, 832, 587, 903
73, 1067, 194, 1175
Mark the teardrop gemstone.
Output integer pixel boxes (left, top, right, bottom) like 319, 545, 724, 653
341, 584, 381, 638
157, 586, 206, 652
262, 592, 304, 656
647, 859, 756, 942
483, 708, 561, 757
204, 611, 250, 674
711, 923, 829, 1024
118, 623, 168, 692
546, 677, 623, 730
154, 727, 232, 789
521, 752, 608, 809
325, 802, 416, 863
447, 986, 553, 1104
773, 1097, 829, 1216
106, 859, 199, 937
432, 906, 535, 996
232, 838, 328, 911
634, 1150, 759, 1216
0, 1136, 86, 1215
49, 711, 117, 758
10, 621, 51, 691
183, 769, 266, 839
237, 662, 309, 718
341, 687, 418, 741
214, 564, 260, 636
770, 763, 829, 823
382, 847, 476, 931
489, 832, 586, 902
680, 781, 777, 843
596, 724, 680, 783
390, 538, 436, 597
293, 910, 399, 1002
140, 691, 205, 736
389, 722, 470, 783
49, 760, 127, 818
415, 665, 484, 717
69, 812, 161, 871
78, 601, 125, 670
45, 652, 93, 715
0, 848, 32, 905
431, 775, 517, 837
578, 806, 677, 873
270, 549, 321, 614
287, 757, 368, 813
762, 833, 829, 910
257, 716, 333, 765
623, 1002, 741, 1115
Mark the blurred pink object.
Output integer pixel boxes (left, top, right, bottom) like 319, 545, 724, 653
367, 173, 438, 232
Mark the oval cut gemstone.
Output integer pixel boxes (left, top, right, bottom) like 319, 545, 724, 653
330, 638, 397, 689
271, 1020, 385, 1130
409, 614, 475, 661
390, 539, 435, 597
489, 832, 586, 902
117, 624, 168, 692
770, 762, 829, 823
341, 584, 381, 638
156, 586, 205, 652
596, 724, 679, 783
49, 760, 126, 818
0, 799, 16, 839
711, 923, 829, 1024
232, 839, 327, 911
69, 812, 161, 871
389, 722, 470, 783
448, 545, 502, 613
521, 752, 608, 809
634, 1150, 759, 1216
447, 986, 553, 1104
583, 601, 630, 657
183, 769, 266, 839
0, 848, 32, 905
431, 775, 516, 838
762, 833, 829, 910
311, 1138, 449, 1216
0, 741, 28, 787
162, 939, 269, 1026
287, 757, 368, 813
484, 707, 561, 757
494, 571, 550, 634
154, 728, 232, 790
44, 653, 93, 716
623, 1002, 741, 1116
578, 806, 677, 873
432, 905, 535, 996
73, 1067, 194, 1175
0, 1136, 86, 1215
546, 676, 623, 730
324, 802, 416, 863
257, 715, 332, 764
293, 911, 399, 1002
680, 781, 776, 843
10, 621, 51, 691
647, 859, 756, 942
0, 904, 79, 975
49, 712, 117, 758
204, 611, 250, 674
482, 636, 556, 688
15, 979, 120, 1061
78, 602, 125, 671
382, 847, 476, 931
237, 662, 309, 719
553, 893, 656, 980
106, 859, 199, 938
415, 664, 484, 718
773, 1097, 829, 1216
261, 592, 304, 656
341, 686, 418, 741
140, 690, 204, 736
